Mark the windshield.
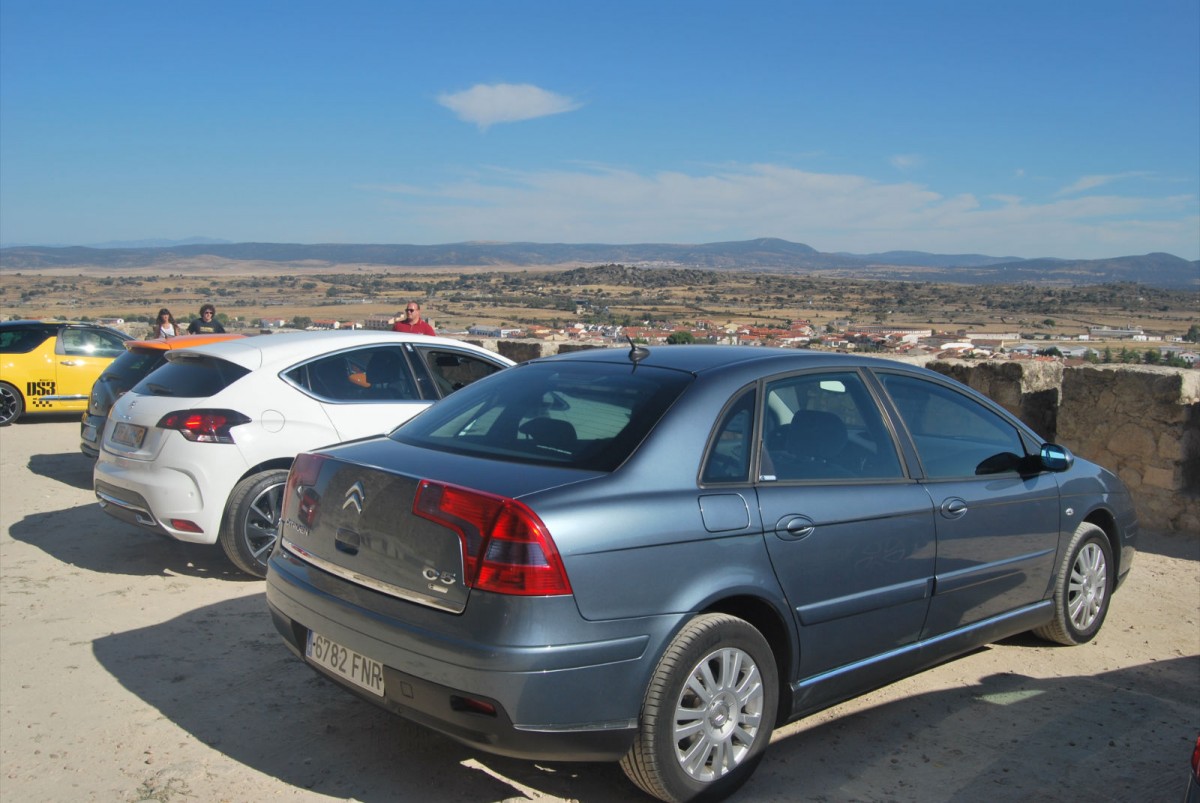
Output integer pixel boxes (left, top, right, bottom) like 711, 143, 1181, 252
391, 360, 693, 472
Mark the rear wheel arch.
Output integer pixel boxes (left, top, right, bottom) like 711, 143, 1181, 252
0, 381, 25, 425
220, 462, 293, 578
705, 595, 793, 720
238, 456, 295, 486
621, 612, 781, 802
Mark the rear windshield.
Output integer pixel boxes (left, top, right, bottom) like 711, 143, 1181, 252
391, 360, 693, 472
131, 354, 250, 398
100, 349, 168, 386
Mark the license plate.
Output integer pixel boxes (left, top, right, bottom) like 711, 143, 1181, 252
112, 422, 145, 448
82, 423, 98, 443
306, 631, 385, 697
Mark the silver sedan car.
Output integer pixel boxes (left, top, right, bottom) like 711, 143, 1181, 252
266, 344, 1137, 802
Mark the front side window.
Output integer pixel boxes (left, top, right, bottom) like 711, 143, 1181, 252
876, 372, 1028, 478
414, 348, 507, 398
287, 347, 419, 402
762, 371, 903, 481
59, 328, 126, 358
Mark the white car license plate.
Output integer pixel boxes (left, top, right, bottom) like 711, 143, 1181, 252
112, 422, 145, 448
306, 631, 385, 697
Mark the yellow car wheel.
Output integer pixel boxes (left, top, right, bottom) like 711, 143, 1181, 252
0, 381, 24, 425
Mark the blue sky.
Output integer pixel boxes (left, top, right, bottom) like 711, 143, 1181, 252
2, 0, 1198, 260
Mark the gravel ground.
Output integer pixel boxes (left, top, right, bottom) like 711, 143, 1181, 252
1, 416, 1197, 803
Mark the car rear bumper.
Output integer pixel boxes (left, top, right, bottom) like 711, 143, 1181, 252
94, 480, 171, 536
80, 413, 103, 458
265, 548, 679, 762
93, 450, 236, 544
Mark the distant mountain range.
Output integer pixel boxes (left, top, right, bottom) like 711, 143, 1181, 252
1, 237, 1196, 289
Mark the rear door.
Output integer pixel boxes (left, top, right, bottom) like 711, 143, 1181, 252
754, 369, 936, 678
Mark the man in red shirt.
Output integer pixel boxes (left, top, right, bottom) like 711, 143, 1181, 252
392, 301, 436, 335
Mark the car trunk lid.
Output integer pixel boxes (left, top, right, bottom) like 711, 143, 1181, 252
278, 437, 600, 614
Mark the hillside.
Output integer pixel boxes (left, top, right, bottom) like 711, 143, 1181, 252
1, 238, 1196, 289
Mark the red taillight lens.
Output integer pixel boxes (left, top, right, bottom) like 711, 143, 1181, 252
284, 453, 326, 529
157, 409, 250, 443
1191, 735, 1200, 780
413, 480, 571, 596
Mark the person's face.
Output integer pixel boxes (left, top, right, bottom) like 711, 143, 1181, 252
202, 309, 215, 320
405, 305, 420, 320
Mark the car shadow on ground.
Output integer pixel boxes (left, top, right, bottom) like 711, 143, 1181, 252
91, 594, 636, 802
27, 449, 95, 491
91, 593, 1199, 803
8, 502, 255, 580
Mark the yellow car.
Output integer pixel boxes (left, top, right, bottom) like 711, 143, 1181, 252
0, 320, 132, 425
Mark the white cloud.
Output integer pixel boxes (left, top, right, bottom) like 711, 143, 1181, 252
1056, 171, 1151, 196
890, 154, 922, 171
368, 162, 1199, 259
437, 83, 582, 130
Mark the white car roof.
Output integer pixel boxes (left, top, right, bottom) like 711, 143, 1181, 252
165, 330, 514, 371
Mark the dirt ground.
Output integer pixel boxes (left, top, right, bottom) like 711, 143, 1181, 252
1, 416, 1197, 803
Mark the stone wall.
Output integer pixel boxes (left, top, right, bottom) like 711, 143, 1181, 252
462, 339, 1199, 535
910, 360, 1197, 535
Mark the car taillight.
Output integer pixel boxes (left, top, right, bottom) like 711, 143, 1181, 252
413, 480, 572, 596
157, 409, 250, 443
1192, 735, 1200, 780
284, 453, 326, 528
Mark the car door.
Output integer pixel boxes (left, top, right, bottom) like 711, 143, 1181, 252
753, 369, 936, 679
55, 327, 127, 401
287, 345, 429, 442
874, 370, 1061, 638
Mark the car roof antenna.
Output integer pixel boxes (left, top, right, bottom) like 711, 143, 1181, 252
626, 335, 650, 365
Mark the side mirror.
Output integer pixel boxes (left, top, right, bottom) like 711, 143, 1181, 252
1040, 443, 1074, 472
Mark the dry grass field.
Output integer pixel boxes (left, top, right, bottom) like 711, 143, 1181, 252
1, 260, 1196, 341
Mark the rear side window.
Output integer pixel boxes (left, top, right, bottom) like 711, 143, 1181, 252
132, 354, 250, 398
763, 371, 904, 481
702, 389, 756, 483
0, 328, 53, 354
393, 361, 693, 472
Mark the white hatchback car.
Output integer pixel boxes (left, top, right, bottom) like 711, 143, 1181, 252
94, 331, 514, 576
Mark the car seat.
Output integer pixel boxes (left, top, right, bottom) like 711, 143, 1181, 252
778, 410, 852, 479
519, 418, 578, 456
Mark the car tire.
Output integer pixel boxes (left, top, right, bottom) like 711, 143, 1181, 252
0, 382, 24, 426
620, 613, 778, 803
1034, 522, 1114, 646
219, 469, 290, 578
